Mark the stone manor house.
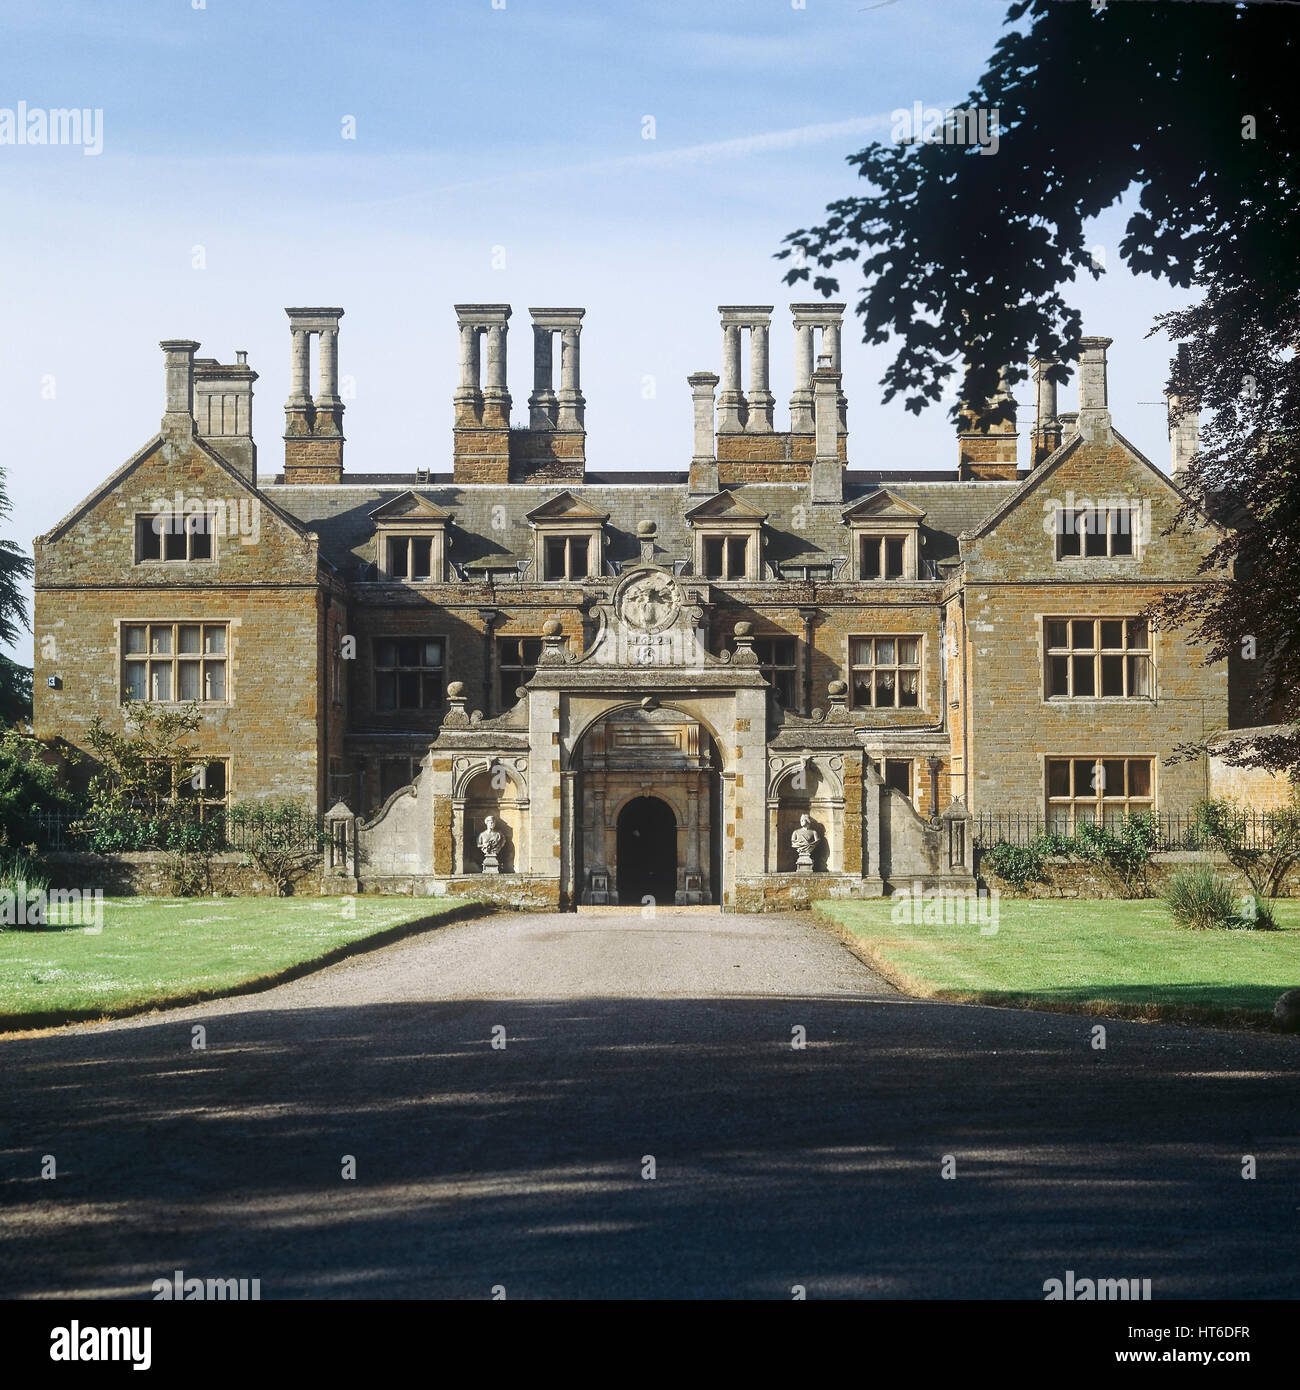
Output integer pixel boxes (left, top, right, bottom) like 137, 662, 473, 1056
32, 303, 1275, 910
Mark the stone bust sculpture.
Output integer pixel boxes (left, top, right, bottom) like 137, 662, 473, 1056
477, 815, 503, 858
791, 813, 819, 858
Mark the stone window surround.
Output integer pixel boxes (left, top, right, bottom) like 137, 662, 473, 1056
693, 522, 762, 581
1042, 616, 1153, 701
1054, 504, 1141, 560
530, 519, 603, 581
134, 510, 217, 565
120, 620, 230, 705
847, 633, 924, 710
1044, 753, 1155, 832
374, 521, 448, 583
851, 522, 920, 581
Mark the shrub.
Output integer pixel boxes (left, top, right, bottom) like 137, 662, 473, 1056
226, 800, 324, 896
1166, 865, 1245, 930
981, 839, 1044, 891
979, 830, 1073, 891
1071, 812, 1158, 897
0, 729, 75, 847
0, 847, 49, 897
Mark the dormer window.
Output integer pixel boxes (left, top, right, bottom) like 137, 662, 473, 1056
385, 535, 434, 580
526, 491, 608, 582
684, 490, 767, 581
841, 489, 926, 582
861, 534, 907, 580
369, 491, 453, 584
702, 536, 748, 580
544, 534, 591, 580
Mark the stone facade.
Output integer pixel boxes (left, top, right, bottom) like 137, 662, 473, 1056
30, 304, 1276, 910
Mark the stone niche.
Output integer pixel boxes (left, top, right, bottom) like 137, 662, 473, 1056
460, 764, 525, 874
576, 704, 719, 905
769, 758, 843, 873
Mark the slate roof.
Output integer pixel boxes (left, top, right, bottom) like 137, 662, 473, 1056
258, 470, 1023, 581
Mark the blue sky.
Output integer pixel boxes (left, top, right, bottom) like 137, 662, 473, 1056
0, 0, 1191, 664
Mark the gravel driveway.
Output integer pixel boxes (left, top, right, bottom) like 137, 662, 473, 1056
1, 909, 1295, 1299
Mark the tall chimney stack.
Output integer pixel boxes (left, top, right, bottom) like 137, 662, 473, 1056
688, 371, 720, 495
160, 339, 199, 439
790, 303, 846, 435
1076, 335, 1114, 445
1030, 356, 1063, 467
282, 307, 345, 484
957, 366, 1019, 480
194, 352, 258, 482
1167, 346, 1199, 480
811, 352, 843, 503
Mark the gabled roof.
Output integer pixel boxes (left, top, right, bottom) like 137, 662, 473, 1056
524, 490, 610, 523
683, 489, 769, 524
958, 429, 1223, 543
367, 490, 453, 524
840, 487, 927, 524
36, 429, 312, 547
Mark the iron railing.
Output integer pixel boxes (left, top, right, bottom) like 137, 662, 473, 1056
971, 809, 1286, 853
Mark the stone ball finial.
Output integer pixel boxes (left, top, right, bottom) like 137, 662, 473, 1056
446, 680, 464, 698
541, 618, 563, 637
636, 519, 657, 537
734, 620, 753, 637
827, 679, 848, 697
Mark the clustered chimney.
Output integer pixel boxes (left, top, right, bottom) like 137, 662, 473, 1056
1167, 344, 1199, 480
452, 305, 585, 484
957, 366, 1019, 480
194, 351, 258, 482
688, 303, 848, 492
283, 307, 345, 484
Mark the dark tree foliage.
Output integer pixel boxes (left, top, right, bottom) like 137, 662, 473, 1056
781, 0, 1300, 767
0, 466, 33, 726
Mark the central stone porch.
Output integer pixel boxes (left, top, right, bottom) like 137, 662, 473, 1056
345, 561, 975, 910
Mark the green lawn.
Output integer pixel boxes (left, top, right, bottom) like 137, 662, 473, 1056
817, 897, 1300, 1028
0, 896, 475, 1029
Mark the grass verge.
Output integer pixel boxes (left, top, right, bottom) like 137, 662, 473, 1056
0, 895, 484, 1031
815, 896, 1300, 1031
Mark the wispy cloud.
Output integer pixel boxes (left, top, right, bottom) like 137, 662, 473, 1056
375, 114, 897, 206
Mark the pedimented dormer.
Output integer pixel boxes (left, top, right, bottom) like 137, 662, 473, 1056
369, 491, 453, 582
684, 490, 767, 580
841, 488, 926, 580
525, 490, 609, 580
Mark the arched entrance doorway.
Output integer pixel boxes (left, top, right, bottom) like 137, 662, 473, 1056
574, 704, 721, 906
616, 797, 677, 904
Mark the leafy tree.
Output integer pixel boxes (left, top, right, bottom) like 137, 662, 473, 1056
0, 466, 34, 726
1190, 796, 1300, 922
74, 703, 221, 852
0, 728, 75, 849
781, 2, 1300, 765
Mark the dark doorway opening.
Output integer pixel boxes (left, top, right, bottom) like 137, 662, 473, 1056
617, 796, 677, 905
